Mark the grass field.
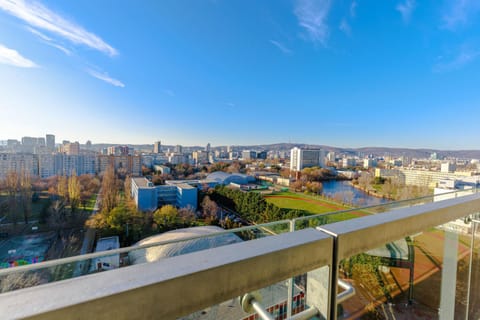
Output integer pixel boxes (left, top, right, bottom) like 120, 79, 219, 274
83, 195, 97, 212
265, 191, 370, 222
265, 191, 351, 212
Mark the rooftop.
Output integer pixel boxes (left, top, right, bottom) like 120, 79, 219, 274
132, 177, 151, 188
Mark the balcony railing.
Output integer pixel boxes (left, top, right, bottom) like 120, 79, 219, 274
0, 188, 479, 319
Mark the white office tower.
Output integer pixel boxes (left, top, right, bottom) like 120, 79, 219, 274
290, 147, 324, 172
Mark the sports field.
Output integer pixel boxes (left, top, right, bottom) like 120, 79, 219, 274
264, 191, 369, 220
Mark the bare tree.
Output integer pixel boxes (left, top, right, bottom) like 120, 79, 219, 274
49, 199, 67, 228
178, 205, 195, 224
0, 272, 43, 293
201, 196, 219, 223
19, 170, 33, 224
5, 171, 19, 224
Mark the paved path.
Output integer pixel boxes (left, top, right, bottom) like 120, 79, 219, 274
72, 193, 100, 277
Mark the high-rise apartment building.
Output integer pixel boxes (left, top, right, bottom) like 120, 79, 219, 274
153, 141, 162, 153
0, 153, 38, 177
46, 134, 55, 152
290, 147, 325, 172
63, 142, 80, 155
107, 145, 132, 156
97, 155, 142, 176
38, 154, 55, 178
174, 145, 183, 154
242, 150, 257, 160
192, 151, 208, 165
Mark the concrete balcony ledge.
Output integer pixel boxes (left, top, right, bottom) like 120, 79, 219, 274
319, 192, 480, 260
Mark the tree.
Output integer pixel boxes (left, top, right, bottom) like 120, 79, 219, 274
19, 170, 33, 224
201, 196, 219, 224
101, 166, 118, 212
57, 175, 68, 200
124, 175, 132, 200
291, 180, 304, 192
279, 168, 291, 178
0, 272, 42, 293
153, 205, 178, 229
178, 206, 195, 224
68, 170, 81, 213
48, 199, 67, 230
306, 181, 323, 195
5, 171, 19, 224
358, 172, 373, 191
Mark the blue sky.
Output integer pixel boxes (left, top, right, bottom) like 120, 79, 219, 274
0, 0, 479, 149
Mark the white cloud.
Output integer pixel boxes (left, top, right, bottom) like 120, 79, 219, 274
269, 40, 292, 54
434, 45, 480, 72
294, 0, 331, 46
339, 19, 351, 36
442, 0, 480, 30
26, 26, 71, 55
0, 0, 117, 56
350, 1, 357, 18
87, 69, 125, 87
396, 0, 416, 23
0, 43, 37, 68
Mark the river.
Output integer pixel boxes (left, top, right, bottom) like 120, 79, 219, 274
321, 180, 390, 206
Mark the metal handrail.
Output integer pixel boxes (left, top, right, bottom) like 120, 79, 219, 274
0, 219, 291, 277
337, 279, 355, 304
241, 278, 355, 320
241, 292, 320, 320
0, 228, 333, 320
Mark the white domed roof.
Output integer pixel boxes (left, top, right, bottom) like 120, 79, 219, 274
129, 226, 242, 264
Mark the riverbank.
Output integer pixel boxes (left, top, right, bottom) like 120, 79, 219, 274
348, 181, 395, 200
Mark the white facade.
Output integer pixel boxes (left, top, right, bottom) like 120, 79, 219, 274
342, 157, 356, 168
441, 162, 456, 173
290, 147, 325, 172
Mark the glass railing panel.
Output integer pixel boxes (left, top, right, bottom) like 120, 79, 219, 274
336, 213, 477, 319
293, 188, 478, 231
466, 218, 480, 319
182, 266, 330, 320
0, 220, 292, 294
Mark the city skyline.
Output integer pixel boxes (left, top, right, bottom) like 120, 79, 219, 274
1, 1, 480, 149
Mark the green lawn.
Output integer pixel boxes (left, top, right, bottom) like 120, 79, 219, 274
266, 196, 335, 214
265, 191, 369, 225
84, 195, 97, 212
265, 191, 350, 214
